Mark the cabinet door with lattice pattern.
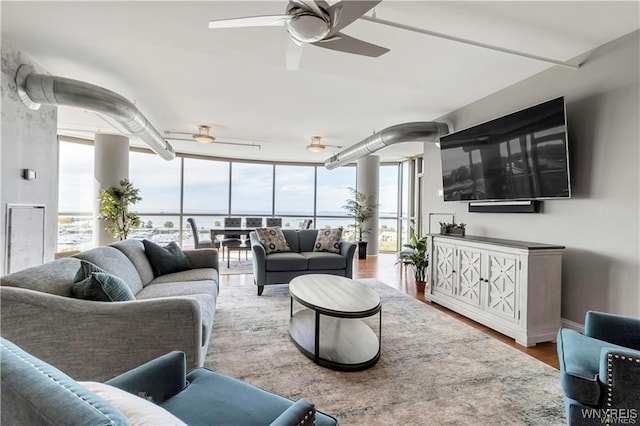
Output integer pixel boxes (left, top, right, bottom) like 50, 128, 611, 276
432, 242, 455, 295
485, 252, 520, 322
455, 246, 483, 308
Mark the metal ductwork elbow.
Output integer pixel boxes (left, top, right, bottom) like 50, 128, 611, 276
15, 64, 175, 160
324, 121, 451, 169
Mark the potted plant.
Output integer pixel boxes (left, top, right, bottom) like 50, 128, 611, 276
98, 178, 142, 240
401, 233, 429, 293
439, 221, 466, 236
342, 187, 378, 259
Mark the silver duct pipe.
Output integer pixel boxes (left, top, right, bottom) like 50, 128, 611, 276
15, 64, 175, 160
324, 121, 451, 169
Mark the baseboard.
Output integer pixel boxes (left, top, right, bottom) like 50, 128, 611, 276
561, 318, 585, 333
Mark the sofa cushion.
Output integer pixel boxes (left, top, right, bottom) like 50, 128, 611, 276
80, 381, 186, 425
0, 257, 82, 297
137, 280, 218, 300
150, 268, 218, 285
281, 229, 300, 252
74, 259, 106, 282
297, 229, 318, 253
313, 228, 343, 253
75, 246, 144, 294
255, 227, 291, 254
302, 252, 347, 270
72, 272, 136, 302
265, 252, 308, 272
112, 239, 155, 286
143, 240, 191, 277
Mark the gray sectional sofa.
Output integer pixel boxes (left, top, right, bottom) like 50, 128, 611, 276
0, 239, 219, 381
250, 229, 356, 295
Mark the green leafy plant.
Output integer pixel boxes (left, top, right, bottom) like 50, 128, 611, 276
98, 179, 142, 240
400, 233, 429, 283
439, 221, 466, 235
342, 187, 378, 241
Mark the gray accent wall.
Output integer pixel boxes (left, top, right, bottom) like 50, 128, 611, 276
1, 42, 58, 276
423, 31, 640, 323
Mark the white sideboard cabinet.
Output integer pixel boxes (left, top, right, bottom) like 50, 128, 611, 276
426, 234, 564, 347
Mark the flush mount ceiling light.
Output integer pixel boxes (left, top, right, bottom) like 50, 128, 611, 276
193, 125, 215, 143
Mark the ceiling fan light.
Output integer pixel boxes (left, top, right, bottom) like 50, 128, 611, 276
307, 136, 326, 152
194, 134, 215, 143
288, 13, 330, 43
307, 143, 326, 152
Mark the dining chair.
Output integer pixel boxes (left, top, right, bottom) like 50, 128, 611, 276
244, 218, 263, 248
187, 218, 219, 250
221, 217, 243, 264
266, 217, 282, 227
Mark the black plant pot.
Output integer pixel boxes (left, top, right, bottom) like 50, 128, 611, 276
357, 241, 368, 259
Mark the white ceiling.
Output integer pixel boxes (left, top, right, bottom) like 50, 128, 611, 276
2, 1, 638, 163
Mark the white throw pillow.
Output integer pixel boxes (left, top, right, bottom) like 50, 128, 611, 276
79, 381, 186, 426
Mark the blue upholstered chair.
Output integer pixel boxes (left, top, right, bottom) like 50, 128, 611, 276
1, 337, 338, 426
557, 311, 640, 425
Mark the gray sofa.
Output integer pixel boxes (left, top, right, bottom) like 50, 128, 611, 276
250, 229, 357, 295
0, 239, 219, 381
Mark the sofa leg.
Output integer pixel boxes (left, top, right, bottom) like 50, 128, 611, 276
257, 286, 264, 296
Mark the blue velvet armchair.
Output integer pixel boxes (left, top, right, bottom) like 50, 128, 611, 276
1, 337, 338, 426
557, 311, 640, 425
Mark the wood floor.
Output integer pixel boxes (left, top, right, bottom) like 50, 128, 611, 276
221, 252, 559, 369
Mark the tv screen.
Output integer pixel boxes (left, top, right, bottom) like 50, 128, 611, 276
439, 97, 570, 202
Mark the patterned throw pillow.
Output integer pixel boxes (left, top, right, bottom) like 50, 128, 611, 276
313, 228, 343, 253
143, 240, 191, 277
72, 272, 136, 302
255, 227, 291, 254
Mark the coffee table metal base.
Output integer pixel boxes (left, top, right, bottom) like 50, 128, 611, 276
289, 305, 381, 372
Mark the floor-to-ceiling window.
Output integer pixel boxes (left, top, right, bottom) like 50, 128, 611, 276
316, 166, 356, 238
58, 140, 94, 253
379, 164, 399, 251
57, 140, 417, 252
128, 150, 182, 244
274, 164, 315, 229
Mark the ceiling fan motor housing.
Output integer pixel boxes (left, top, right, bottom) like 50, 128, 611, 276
286, 5, 330, 43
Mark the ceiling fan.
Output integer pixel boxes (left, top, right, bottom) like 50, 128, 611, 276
208, 0, 389, 70
164, 125, 262, 149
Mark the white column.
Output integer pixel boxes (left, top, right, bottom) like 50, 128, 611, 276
93, 133, 129, 247
357, 155, 380, 255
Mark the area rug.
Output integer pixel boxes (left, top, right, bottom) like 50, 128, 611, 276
207, 280, 566, 425
218, 259, 253, 275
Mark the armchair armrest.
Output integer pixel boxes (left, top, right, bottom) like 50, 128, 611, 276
183, 248, 219, 271
585, 311, 640, 350
250, 232, 267, 286
598, 346, 640, 409
106, 351, 187, 404
340, 240, 357, 278
0, 286, 206, 381
269, 398, 315, 426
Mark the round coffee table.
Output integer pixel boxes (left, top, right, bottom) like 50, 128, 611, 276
288, 274, 381, 371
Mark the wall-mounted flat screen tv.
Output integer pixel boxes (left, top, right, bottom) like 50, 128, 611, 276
439, 97, 570, 202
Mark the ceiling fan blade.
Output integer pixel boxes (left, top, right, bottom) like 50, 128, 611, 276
313, 32, 389, 57
293, 0, 325, 17
165, 136, 261, 149
208, 15, 289, 29
285, 35, 304, 70
326, 0, 381, 37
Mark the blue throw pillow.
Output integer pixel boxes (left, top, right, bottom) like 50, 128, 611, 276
142, 240, 191, 277
73, 260, 106, 283
72, 272, 136, 302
